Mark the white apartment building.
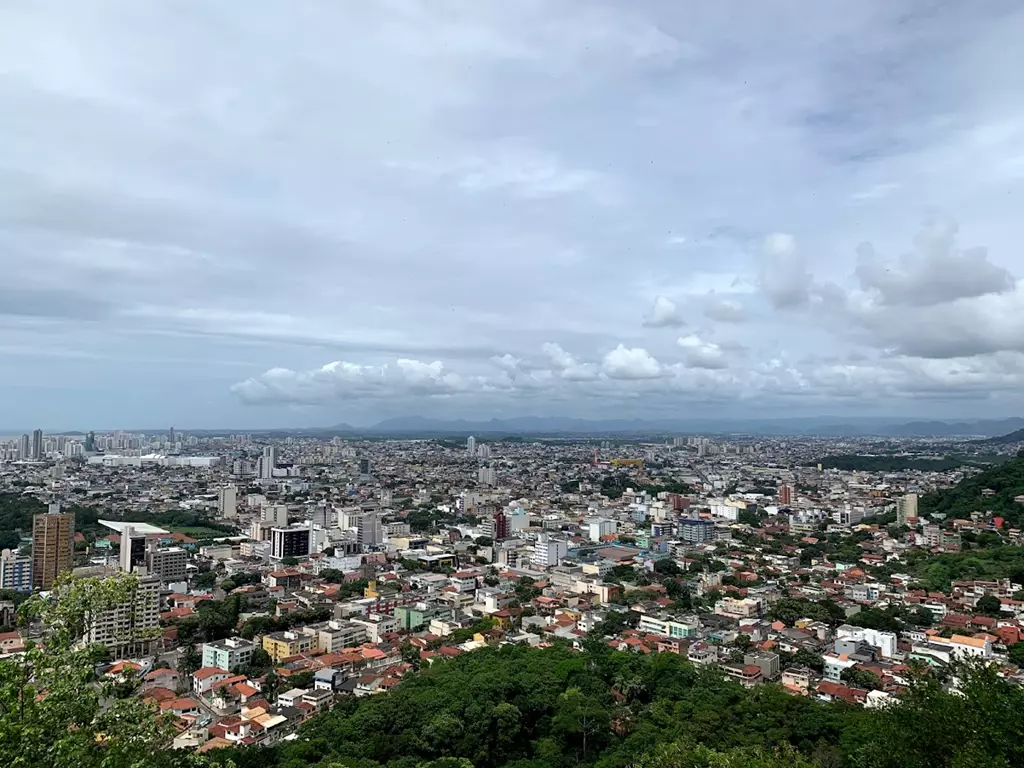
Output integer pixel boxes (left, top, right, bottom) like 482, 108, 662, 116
835, 625, 897, 659
531, 534, 568, 569
587, 519, 617, 542
88, 576, 161, 656
637, 614, 700, 639
0, 548, 32, 593
202, 637, 258, 670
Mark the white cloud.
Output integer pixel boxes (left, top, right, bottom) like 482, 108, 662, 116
230, 358, 470, 404
677, 333, 729, 369
854, 218, 1015, 307
642, 295, 685, 328
601, 344, 663, 379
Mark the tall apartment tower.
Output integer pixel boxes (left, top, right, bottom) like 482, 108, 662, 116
31, 429, 43, 460
88, 575, 161, 657
778, 484, 793, 506
357, 512, 384, 548
260, 445, 278, 479
32, 503, 75, 590
218, 485, 238, 518
896, 493, 919, 526
18, 434, 30, 459
466, 436, 476, 457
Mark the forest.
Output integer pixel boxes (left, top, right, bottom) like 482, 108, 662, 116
193, 643, 1024, 768
919, 450, 1024, 527
806, 454, 1004, 472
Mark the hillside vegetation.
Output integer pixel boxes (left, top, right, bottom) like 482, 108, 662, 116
807, 454, 1005, 472
919, 450, 1024, 527
201, 644, 1024, 768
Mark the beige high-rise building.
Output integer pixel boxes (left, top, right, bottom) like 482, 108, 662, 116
896, 493, 919, 526
32, 504, 75, 590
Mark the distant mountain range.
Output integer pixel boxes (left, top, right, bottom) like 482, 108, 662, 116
323, 415, 1024, 438
17, 415, 1024, 439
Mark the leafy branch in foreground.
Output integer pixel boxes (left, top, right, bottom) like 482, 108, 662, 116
0, 572, 178, 768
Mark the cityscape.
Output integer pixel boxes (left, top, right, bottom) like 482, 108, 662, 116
5, 0, 1024, 766
3, 424, 1024, 765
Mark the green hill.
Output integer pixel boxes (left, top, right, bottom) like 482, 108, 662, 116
972, 428, 1024, 446
920, 450, 1024, 526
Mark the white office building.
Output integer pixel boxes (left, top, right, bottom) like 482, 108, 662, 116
532, 534, 568, 569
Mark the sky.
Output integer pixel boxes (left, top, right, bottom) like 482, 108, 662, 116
3, 1, 1024, 430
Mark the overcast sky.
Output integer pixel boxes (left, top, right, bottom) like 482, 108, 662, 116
3, 1, 1024, 429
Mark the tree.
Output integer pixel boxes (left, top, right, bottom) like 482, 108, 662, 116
552, 688, 610, 761
975, 594, 1003, 616
842, 667, 881, 691
401, 640, 422, 671
281, 556, 300, 566
178, 641, 201, 679
0, 572, 176, 768
1007, 642, 1024, 667
653, 559, 682, 577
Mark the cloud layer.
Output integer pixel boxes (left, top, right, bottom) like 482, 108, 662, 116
3, 1, 1024, 427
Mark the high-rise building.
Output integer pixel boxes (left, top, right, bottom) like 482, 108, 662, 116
896, 493, 919, 526
478, 466, 496, 486
778, 484, 793, 506
218, 485, 238, 519
359, 457, 371, 476
310, 502, 330, 529
531, 533, 568, 569
87, 575, 161, 656
18, 433, 29, 459
30, 429, 43, 460
357, 512, 383, 548
145, 543, 187, 583
270, 526, 311, 561
169, 427, 176, 444
31, 504, 75, 590
0, 548, 33, 593
118, 524, 148, 574
487, 510, 509, 541
467, 436, 476, 457
84, 431, 96, 452
678, 519, 716, 544
476, 443, 491, 459
261, 504, 289, 527
260, 445, 278, 480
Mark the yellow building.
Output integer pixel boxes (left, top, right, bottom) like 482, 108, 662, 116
262, 630, 314, 663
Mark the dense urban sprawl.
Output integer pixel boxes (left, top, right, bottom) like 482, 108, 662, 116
3, 428, 1024, 767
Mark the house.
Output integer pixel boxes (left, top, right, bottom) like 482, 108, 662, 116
143, 667, 181, 692
192, 667, 232, 696
721, 663, 762, 688
277, 688, 309, 708
160, 697, 201, 717
781, 666, 814, 694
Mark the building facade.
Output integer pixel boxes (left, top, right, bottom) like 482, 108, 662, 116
31, 505, 75, 590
